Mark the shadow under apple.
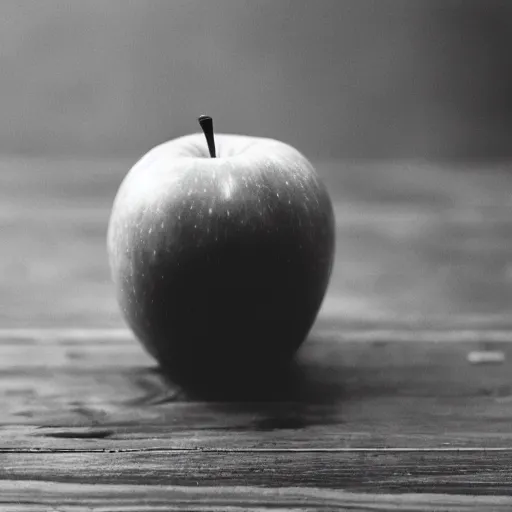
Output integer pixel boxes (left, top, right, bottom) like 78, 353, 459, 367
124, 330, 349, 431
144, 333, 345, 406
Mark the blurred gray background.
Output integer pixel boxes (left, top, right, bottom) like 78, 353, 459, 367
2, 0, 511, 160
2, 0, 512, 330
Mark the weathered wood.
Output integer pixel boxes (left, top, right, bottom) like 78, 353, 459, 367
2, 482, 512, 512
1, 329, 512, 452
2, 450, 512, 496
3, 158, 512, 508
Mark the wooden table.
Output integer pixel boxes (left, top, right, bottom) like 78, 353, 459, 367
1, 157, 512, 510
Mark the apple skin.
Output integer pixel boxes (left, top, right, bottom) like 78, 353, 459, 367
107, 133, 335, 390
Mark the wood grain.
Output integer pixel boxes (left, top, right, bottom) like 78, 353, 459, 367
1, 328, 512, 451
3, 450, 512, 493
3, 482, 512, 512
2, 157, 512, 509
1, 328, 512, 507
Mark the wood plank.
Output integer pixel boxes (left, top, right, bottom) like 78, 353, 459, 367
2, 450, 512, 495
3, 482, 512, 512
1, 327, 511, 451
3, 158, 512, 507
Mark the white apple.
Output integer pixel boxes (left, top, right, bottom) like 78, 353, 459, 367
107, 116, 335, 391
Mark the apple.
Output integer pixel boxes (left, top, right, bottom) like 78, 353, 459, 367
107, 116, 335, 391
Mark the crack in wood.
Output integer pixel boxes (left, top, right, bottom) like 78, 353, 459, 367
3, 446, 512, 454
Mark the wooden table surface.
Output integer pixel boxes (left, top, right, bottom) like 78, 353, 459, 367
1, 157, 512, 510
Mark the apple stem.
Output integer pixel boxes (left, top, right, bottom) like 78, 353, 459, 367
198, 115, 216, 158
